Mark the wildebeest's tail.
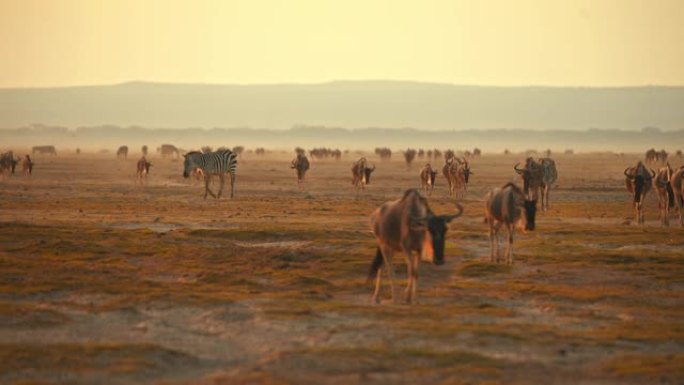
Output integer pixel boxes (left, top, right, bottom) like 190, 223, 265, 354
367, 247, 383, 283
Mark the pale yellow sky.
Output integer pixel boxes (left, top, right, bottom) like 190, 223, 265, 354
0, 0, 682, 88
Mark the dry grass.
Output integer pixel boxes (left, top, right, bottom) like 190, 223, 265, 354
0, 151, 682, 384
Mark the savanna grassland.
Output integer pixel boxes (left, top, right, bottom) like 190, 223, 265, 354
0, 150, 682, 385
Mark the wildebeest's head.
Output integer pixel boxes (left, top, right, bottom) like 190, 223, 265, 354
624, 162, 656, 203
523, 199, 537, 231
412, 203, 464, 266
461, 158, 472, 183
363, 165, 376, 184
514, 162, 531, 193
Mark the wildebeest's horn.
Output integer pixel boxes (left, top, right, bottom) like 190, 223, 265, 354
514, 163, 524, 174
443, 203, 464, 222
623, 167, 633, 178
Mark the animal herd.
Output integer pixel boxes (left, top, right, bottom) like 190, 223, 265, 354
2, 143, 683, 305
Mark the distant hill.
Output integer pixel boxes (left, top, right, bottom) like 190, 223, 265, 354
1, 81, 683, 130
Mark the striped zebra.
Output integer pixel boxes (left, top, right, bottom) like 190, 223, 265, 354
183, 149, 238, 199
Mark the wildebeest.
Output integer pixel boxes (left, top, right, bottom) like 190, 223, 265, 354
32, 145, 57, 156
183, 150, 238, 199
158, 144, 180, 158
484, 183, 538, 264
443, 157, 471, 197
419, 163, 437, 195
136, 156, 152, 182
653, 163, 675, 227
22, 155, 33, 176
233, 146, 245, 159
290, 153, 310, 184
403, 149, 417, 167
255, 147, 266, 156
374, 147, 392, 160
141, 145, 148, 156
351, 157, 375, 191
514, 157, 544, 202
368, 189, 463, 304
624, 161, 655, 225
669, 165, 684, 227
116, 145, 128, 159
0, 151, 18, 174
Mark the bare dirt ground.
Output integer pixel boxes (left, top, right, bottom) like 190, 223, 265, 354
0, 150, 682, 385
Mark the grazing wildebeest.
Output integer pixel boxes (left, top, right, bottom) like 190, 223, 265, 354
403, 149, 417, 168
0, 151, 18, 175
374, 147, 392, 160
183, 150, 238, 199
484, 183, 538, 264
624, 161, 656, 225
22, 155, 33, 176
653, 163, 675, 227
472, 148, 481, 158
116, 145, 128, 160
158, 144, 180, 158
368, 189, 463, 304
669, 165, 684, 227
443, 157, 470, 197
514, 157, 544, 202
442, 157, 458, 195
331, 149, 342, 160
351, 157, 375, 191
419, 163, 437, 195
136, 156, 152, 182
32, 145, 57, 156
290, 153, 310, 184
233, 146, 245, 160
656, 149, 668, 164
539, 157, 558, 211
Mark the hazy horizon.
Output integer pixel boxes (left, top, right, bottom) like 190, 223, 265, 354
3, 79, 684, 91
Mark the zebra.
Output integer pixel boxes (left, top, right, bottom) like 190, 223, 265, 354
183, 149, 237, 199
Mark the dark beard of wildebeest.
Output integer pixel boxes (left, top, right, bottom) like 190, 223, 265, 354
367, 189, 463, 304
524, 199, 537, 231
363, 167, 374, 184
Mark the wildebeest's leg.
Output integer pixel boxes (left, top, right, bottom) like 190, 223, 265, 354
505, 223, 515, 264
372, 266, 383, 305
406, 252, 420, 303
380, 246, 396, 303
488, 219, 497, 263
677, 192, 684, 227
